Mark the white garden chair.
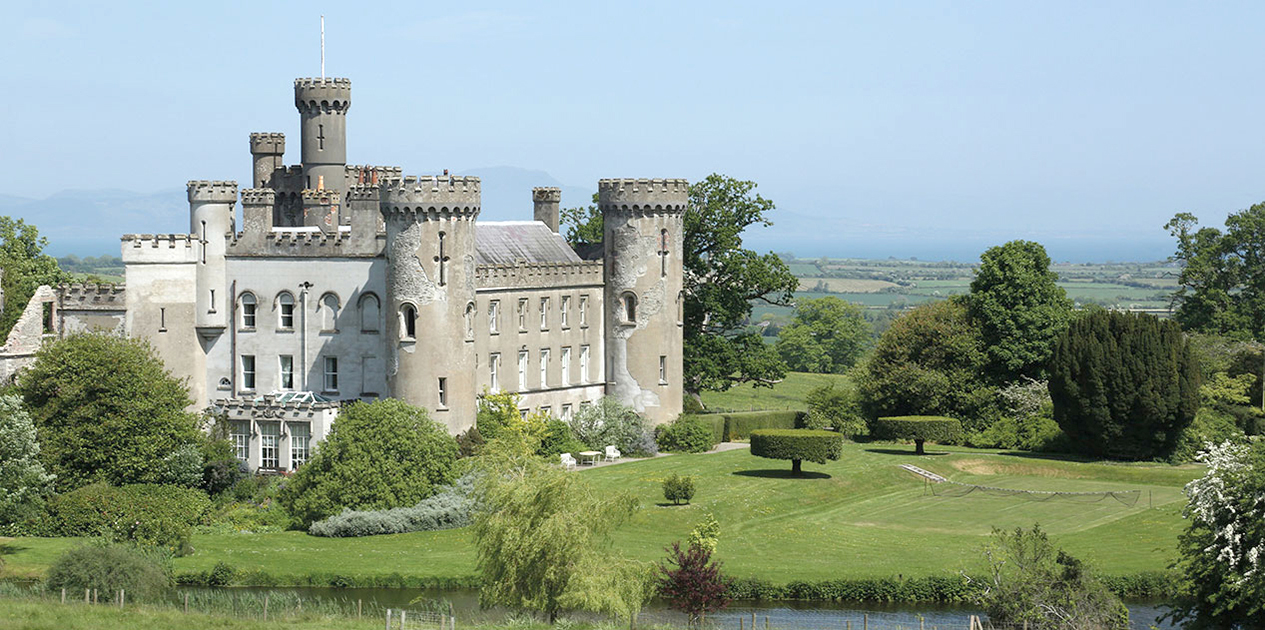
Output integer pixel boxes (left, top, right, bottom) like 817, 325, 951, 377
604, 445, 621, 462
560, 453, 577, 471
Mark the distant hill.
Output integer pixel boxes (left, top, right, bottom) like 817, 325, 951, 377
0, 167, 594, 257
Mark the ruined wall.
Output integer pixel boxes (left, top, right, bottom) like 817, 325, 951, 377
122, 234, 204, 408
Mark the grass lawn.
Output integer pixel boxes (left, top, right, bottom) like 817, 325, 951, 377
0, 599, 383, 630
1, 444, 1200, 585
700, 372, 851, 411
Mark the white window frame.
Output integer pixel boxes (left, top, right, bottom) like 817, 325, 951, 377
231, 420, 250, 462
278, 293, 295, 329
323, 356, 339, 392
240, 293, 257, 329
280, 355, 294, 390
241, 355, 256, 391
438, 377, 448, 408
289, 423, 310, 469
561, 296, 570, 329
518, 298, 528, 331
260, 422, 280, 469
518, 350, 528, 391
562, 403, 573, 421
540, 297, 549, 330
580, 345, 590, 384
489, 300, 500, 334
579, 295, 589, 328
490, 353, 501, 392
561, 347, 571, 386
540, 348, 550, 388
660, 355, 668, 384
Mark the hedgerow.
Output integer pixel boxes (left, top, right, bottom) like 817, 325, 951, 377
721, 410, 804, 440
657, 416, 718, 453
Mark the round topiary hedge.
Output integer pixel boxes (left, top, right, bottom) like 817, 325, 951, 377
872, 416, 962, 455
749, 429, 844, 475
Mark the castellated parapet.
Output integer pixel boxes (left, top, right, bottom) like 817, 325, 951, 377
598, 178, 689, 212
187, 180, 239, 203
475, 260, 603, 290
241, 188, 277, 206
121, 234, 197, 264
58, 283, 125, 309
380, 176, 481, 218
294, 78, 351, 113
249, 133, 285, 155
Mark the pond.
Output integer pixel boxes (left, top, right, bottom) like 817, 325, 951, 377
178, 586, 1176, 630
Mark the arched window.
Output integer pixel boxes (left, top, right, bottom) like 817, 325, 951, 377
465, 302, 475, 339
359, 293, 380, 333
320, 293, 340, 331
400, 303, 417, 340
622, 292, 637, 324
277, 292, 295, 329
239, 292, 257, 329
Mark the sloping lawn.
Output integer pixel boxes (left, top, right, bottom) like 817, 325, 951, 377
1, 444, 1200, 584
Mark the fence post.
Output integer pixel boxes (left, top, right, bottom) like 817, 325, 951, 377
385, 609, 392, 630
863, 614, 868, 630
358, 599, 363, 619
119, 589, 124, 609
740, 616, 744, 630
263, 594, 269, 621
60, 588, 65, 604
402, 610, 407, 627
452, 614, 457, 630
84, 588, 89, 604
93, 588, 97, 604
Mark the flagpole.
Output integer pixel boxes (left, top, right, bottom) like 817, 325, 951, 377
320, 15, 325, 79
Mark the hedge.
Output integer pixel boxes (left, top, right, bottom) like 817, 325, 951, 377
657, 416, 719, 453
722, 410, 805, 441
749, 429, 843, 474
45, 482, 211, 536
872, 416, 963, 455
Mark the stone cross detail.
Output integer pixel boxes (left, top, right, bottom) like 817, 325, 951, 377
659, 229, 670, 277
434, 232, 450, 286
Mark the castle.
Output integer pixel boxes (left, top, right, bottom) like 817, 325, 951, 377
2, 77, 685, 472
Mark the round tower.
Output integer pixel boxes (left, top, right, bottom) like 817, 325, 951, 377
188, 180, 237, 332
294, 78, 350, 196
600, 178, 687, 426
381, 175, 481, 433
249, 132, 285, 189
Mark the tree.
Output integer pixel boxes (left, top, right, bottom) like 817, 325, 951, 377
775, 296, 872, 373
748, 429, 843, 475
856, 300, 994, 425
472, 446, 638, 622
657, 541, 732, 628
1048, 310, 1200, 460
804, 382, 868, 437
1165, 206, 1265, 341
17, 333, 200, 491
560, 200, 603, 246
279, 399, 458, 527
871, 416, 963, 455
0, 395, 54, 530
966, 240, 1073, 382
1169, 441, 1265, 628
0, 217, 69, 341
684, 174, 799, 400
567, 396, 655, 457
974, 524, 1129, 630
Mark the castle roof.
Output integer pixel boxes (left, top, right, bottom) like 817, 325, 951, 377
476, 221, 582, 265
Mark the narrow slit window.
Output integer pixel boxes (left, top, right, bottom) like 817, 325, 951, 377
400, 304, 417, 340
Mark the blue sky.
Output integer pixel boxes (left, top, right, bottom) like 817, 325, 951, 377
3, 1, 1264, 261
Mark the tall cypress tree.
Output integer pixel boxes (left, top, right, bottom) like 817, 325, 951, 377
1049, 310, 1199, 460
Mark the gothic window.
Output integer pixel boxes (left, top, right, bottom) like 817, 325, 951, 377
239, 292, 257, 329
359, 293, 380, 332
277, 292, 295, 329
400, 304, 417, 340
320, 293, 340, 332
622, 292, 637, 324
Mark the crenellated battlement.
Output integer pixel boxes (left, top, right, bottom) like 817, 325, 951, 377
249, 132, 285, 154
346, 184, 381, 202
598, 178, 689, 212
380, 175, 480, 218
121, 234, 197, 264
301, 189, 339, 204
241, 188, 276, 206
476, 260, 603, 290
57, 283, 125, 308
188, 180, 238, 203
294, 77, 351, 114
532, 187, 562, 203
348, 165, 402, 186
264, 228, 348, 245
122, 233, 194, 248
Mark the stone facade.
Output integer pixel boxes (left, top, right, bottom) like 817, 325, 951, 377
0, 76, 685, 471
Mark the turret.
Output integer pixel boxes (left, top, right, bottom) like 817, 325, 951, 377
381, 175, 480, 433
249, 133, 285, 189
600, 178, 687, 425
532, 187, 561, 233
189, 180, 237, 332
294, 78, 350, 197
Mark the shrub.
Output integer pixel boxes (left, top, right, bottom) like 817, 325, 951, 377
308, 474, 476, 537
537, 418, 587, 458
567, 397, 657, 456
749, 429, 843, 475
154, 443, 204, 488
44, 545, 172, 602
456, 426, 484, 458
804, 384, 868, 436
872, 416, 963, 455
0, 394, 55, 531
49, 483, 211, 537
662, 473, 696, 505
722, 410, 803, 441
201, 458, 249, 497
657, 416, 717, 453
279, 399, 458, 527
1049, 310, 1200, 460
206, 561, 236, 586
1168, 407, 1246, 463
688, 513, 720, 554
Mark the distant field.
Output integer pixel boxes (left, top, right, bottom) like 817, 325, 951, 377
797, 277, 900, 293
700, 371, 851, 411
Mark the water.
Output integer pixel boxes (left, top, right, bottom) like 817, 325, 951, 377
178, 586, 1176, 629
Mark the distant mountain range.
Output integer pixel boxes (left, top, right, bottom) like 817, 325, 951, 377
0, 167, 594, 257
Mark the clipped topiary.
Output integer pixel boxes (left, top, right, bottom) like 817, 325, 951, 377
872, 416, 963, 455
749, 429, 843, 475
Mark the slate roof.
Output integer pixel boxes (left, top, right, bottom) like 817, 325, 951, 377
476, 221, 584, 265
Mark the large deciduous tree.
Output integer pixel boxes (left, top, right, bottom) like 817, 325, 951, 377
1048, 310, 1200, 460
775, 296, 872, 374
1165, 206, 1265, 341
684, 174, 798, 399
279, 399, 458, 527
0, 217, 70, 341
0, 395, 55, 530
1170, 441, 1265, 629
17, 333, 200, 491
966, 240, 1073, 382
